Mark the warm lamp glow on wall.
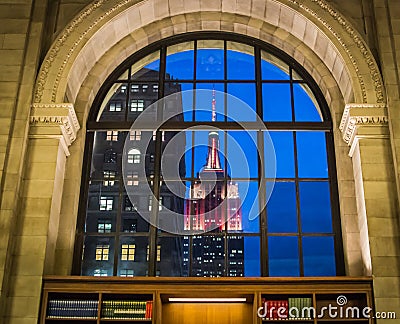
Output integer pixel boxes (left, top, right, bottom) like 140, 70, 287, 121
168, 298, 247, 303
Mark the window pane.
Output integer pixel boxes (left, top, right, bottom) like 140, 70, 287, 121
293, 83, 322, 121
303, 236, 336, 276
164, 82, 194, 121
245, 237, 261, 277
91, 131, 126, 176
268, 236, 300, 276
157, 236, 188, 276
158, 181, 186, 234
266, 131, 295, 178
296, 132, 328, 178
130, 51, 160, 80
299, 181, 332, 233
195, 84, 225, 121
121, 189, 151, 233
227, 83, 257, 121
261, 51, 290, 80
267, 182, 298, 233
227, 236, 245, 277
97, 83, 127, 121
228, 181, 259, 233
193, 130, 225, 177
263, 83, 292, 121
127, 82, 158, 121
86, 181, 118, 233
166, 42, 194, 80
227, 131, 257, 178
227, 42, 255, 80
82, 236, 115, 276
161, 131, 191, 179
196, 40, 224, 80
192, 235, 225, 277
117, 236, 148, 276
124, 131, 154, 175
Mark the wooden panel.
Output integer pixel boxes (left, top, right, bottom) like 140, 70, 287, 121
162, 302, 252, 324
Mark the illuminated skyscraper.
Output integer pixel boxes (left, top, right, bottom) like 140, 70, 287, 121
184, 90, 244, 277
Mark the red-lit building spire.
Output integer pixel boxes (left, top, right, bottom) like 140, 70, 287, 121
211, 87, 216, 122
205, 89, 222, 170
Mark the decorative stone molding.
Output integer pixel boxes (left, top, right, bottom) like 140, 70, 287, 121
33, 0, 384, 105
34, 0, 137, 103
30, 103, 81, 155
339, 103, 388, 157
289, 0, 384, 103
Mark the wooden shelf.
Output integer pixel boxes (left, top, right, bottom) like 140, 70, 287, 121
46, 319, 97, 321
40, 276, 375, 324
100, 320, 152, 322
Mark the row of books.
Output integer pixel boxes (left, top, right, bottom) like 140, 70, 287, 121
261, 297, 313, 320
101, 300, 153, 319
47, 299, 98, 318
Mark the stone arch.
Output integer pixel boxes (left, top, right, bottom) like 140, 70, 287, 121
38, 0, 385, 277
34, 0, 385, 109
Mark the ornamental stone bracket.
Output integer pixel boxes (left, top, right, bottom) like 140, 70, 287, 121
29, 103, 81, 156
339, 103, 389, 157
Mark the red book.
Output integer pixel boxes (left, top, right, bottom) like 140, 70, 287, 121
145, 301, 153, 319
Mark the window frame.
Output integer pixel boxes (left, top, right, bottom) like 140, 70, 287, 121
73, 32, 344, 277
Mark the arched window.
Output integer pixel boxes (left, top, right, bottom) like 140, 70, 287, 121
127, 148, 141, 164
74, 34, 343, 277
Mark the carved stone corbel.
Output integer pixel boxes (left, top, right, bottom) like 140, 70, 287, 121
339, 103, 388, 157
29, 103, 81, 156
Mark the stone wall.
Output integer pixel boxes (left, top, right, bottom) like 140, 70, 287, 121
0, 0, 48, 322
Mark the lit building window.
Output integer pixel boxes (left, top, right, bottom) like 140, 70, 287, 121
142, 84, 148, 92
131, 84, 139, 92
121, 244, 136, 261
146, 245, 161, 261
126, 172, 139, 186
97, 219, 112, 233
152, 130, 165, 141
130, 130, 141, 141
109, 101, 122, 112
103, 171, 115, 186
95, 244, 109, 261
120, 269, 134, 277
148, 196, 162, 211
120, 85, 127, 93
153, 84, 158, 92
94, 269, 108, 276
100, 197, 113, 211
130, 99, 144, 112
106, 130, 119, 141
127, 148, 141, 164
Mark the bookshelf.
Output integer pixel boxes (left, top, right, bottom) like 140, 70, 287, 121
40, 277, 375, 324
259, 293, 371, 323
